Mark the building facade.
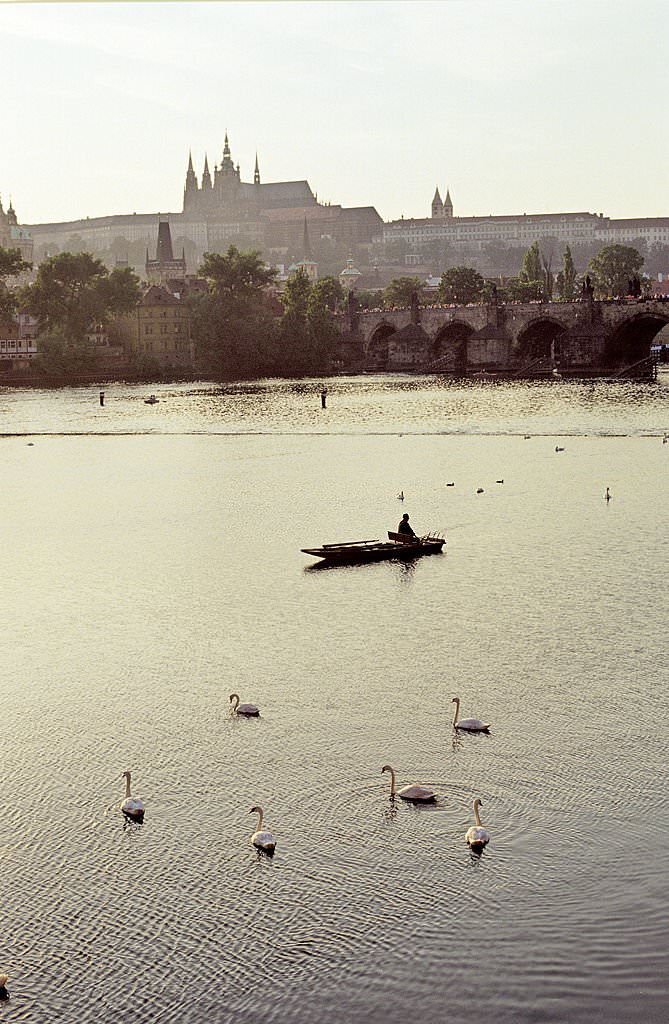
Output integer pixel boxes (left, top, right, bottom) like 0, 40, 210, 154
128, 285, 193, 371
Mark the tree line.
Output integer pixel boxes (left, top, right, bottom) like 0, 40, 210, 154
0, 240, 653, 379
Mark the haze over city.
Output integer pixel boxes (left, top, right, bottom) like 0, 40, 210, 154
2, 0, 667, 225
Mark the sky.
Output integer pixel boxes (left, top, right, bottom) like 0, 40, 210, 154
1, 0, 667, 226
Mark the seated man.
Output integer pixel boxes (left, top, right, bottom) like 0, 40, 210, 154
397, 513, 418, 540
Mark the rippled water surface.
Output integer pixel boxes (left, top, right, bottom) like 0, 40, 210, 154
0, 377, 667, 1023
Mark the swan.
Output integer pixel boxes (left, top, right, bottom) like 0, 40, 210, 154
451, 697, 490, 732
466, 798, 490, 850
120, 771, 145, 820
250, 805, 276, 852
229, 693, 260, 717
381, 764, 436, 802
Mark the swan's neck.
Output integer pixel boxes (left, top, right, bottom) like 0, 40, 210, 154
387, 768, 396, 796
231, 695, 239, 711
124, 774, 132, 799
452, 698, 460, 725
473, 801, 482, 827
254, 808, 264, 831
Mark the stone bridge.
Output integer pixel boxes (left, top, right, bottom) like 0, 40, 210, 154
334, 296, 669, 375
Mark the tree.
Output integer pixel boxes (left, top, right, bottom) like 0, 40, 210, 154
588, 244, 644, 297
192, 246, 278, 377
0, 246, 32, 325
21, 253, 141, 341
199, 247, 276, 300
438, 266, 484, 304
310, 276, 344, 312
383, 276, 423, 309
556, 246, 577, 301
519, 241, 544, 297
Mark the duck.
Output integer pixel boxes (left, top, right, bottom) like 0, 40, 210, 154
250, 805, 276, 852
229, 693, 260, 717
446, 482, 455, 487
381, 764, 436, 802
476, 487, 484, 494
451, 697, 490, 732
120, 771, 145, 821
555, 446, 565, 452
524, 435, 531, 440
496, 479, 504, 484
0, 974, 9, 1001
466, 798, 490, 850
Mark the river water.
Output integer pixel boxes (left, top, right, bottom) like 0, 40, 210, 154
0, 375, 667, 1024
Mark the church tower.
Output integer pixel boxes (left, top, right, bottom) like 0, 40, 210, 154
254, 153, 260, 186
443, 188, 454, 218
431, 186, 443, 219
183, 152, 198, 213
202, 154, 212, 192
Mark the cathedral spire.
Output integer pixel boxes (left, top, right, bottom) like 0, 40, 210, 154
254, 152, 260, 185
444, 188, 453, 218
223, 131, 230, 159
202, 153, 212, 190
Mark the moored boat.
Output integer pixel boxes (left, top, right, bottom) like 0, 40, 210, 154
302, 531, 445, 565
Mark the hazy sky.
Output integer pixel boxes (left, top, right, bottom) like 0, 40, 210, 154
1, 1, 666, 225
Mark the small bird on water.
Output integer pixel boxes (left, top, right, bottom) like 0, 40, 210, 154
555, 446, 565, 452
476, 487, 484, 494
397, 490, 404, 501
0, 974, 9, 1000
605, 487, 612, 501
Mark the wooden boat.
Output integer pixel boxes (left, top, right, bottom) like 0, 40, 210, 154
302, 531, 445, 565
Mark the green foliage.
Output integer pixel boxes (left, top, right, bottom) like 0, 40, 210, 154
310, 276, 344, 312
383, 276, 423, 309
278, 269, 339, 374
193, 246, 279, 377
0, 246, 32, 325
520, 242, 544, 286
31, 330, 100, 376
588, 244, 644, 297
199, 247, 276, 300
437, 266, 484, 304
355, 289, 384, 310
21, 252, 141, 342
556, 246, 577, 301
505, 276, 544, 302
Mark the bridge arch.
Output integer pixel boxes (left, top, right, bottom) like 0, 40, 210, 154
604, 313, 669, 369
365, 322, 397, 370
515, 317, 568, 368
431, 321, 473, 372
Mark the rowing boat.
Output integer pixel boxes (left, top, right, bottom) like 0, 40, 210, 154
301, 532, 445, 565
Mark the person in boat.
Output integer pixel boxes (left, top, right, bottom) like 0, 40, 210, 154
397, 513, 417, 540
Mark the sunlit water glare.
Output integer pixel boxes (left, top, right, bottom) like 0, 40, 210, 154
0, 376, 667, 1023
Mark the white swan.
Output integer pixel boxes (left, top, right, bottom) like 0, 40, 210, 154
120, 771, 145, 819
382, 764, 436, 802
466, 798, 490, 850
229, 693, 260, 717
451, 696, 490, 732
250, 805, 276, 852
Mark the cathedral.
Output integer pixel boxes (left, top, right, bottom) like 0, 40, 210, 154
182, 133, 318, 218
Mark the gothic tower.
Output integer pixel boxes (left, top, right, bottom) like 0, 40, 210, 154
443, 188, 454, 218
183, 152, 198, 213
254, 153, 260, 186
431, 186, 443, 219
